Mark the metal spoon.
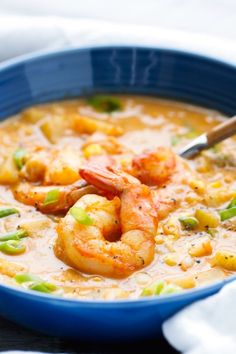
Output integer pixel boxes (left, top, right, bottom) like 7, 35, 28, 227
179, 115, 236, 158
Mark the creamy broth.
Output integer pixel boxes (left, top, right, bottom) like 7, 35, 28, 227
0, 95, 236, 300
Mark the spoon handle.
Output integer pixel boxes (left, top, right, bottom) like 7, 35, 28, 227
180, 116, 236, 158
207, 115, 236, 146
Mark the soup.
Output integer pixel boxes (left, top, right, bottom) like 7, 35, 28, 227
0, 95, 236, 300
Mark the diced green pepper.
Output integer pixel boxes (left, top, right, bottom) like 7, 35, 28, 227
226, 198, 236, 209
141, 280, 182, 297
70, 206, 93, 226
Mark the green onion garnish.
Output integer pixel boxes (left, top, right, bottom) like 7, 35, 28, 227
0, 208, 19, 219
15, 273, 58, 294
0, 229, 28, 242
69, 206, 93, 225
179, 216, 199, 230
87, 96, 122, 113
13, 148, 27, 170
0, 240, 26, 255
15, 273, 41, 284
43, 189, 60, 206
226, 198, 236, 209
219, 207, 236, 221
29, 281, 58, 293
141, 280, 182, 297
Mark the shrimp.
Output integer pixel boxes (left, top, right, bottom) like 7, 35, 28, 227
55, 167, 157, 277
131, 147, 176, 186
20, 146, 83, 185
13, 181, 97, 213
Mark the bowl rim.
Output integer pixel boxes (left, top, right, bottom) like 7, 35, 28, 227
0, 44, 236, 306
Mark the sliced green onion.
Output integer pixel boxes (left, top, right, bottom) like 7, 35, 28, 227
179, 216, 199, 230
13, 148, 27, 170
0, 240, 26, 255
43, 189, 60, 206
141, 280, 182, 297
0, 229, 28, 242
141, 280, 164, 297
70, 206, 93, 225
29, 281, 58, 293
0, 208, 19, 219
219, 207, 236, 221
87, 96, 122, 113
159, 283, 182, 295
227, 198, 236, 209
15, 273, 41, 284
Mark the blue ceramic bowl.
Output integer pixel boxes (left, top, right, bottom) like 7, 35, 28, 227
0, 47, 236, 341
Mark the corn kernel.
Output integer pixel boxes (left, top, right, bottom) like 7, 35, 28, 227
209, 181, 222, 188
162, 217, 181, 238
170, 275, 196, 289
164, 253, 182, 266
189, 179, 205, 194
83, 144, 104, 158
155, 235, 164, 244
180, 256, 194, 271
195, 209, 220, 229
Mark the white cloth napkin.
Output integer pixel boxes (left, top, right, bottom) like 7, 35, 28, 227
1, 14, 236, 354
163, 281, 236, 354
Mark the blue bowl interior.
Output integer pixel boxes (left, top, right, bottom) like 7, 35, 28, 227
0, 47, 236, 119
0, 46, 235, 340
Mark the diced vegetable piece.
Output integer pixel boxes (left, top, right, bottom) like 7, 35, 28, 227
179, 216, 199, 230
0, 208, 19, 219
70, 207, 93, 226
141, 280, 182, 297
214, 250, 236, 271
87, 96, 122, 113
40, 116, 66, 143
22, 108, 45, 123
188, 237, 212, 257
15, 273, 40, 284
0, 259, 25, 277
13, 148, 27, 170
29, 281, 58, 293
43, 189, 60, 206
141, 280, 164, 296
170, 275, 196, 289
72, 115, 123, 136
0, 240, 26, 255
0, 155, 19, 184
195, 209, 220, 228
0, 229, 28, 242
160, 283, 182, 295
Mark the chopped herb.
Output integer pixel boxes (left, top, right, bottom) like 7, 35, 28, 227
179, 216, 199, 230
0, 208, 19, 219
70, 206, 93, 226
0, 229, 27, 242
43, 189, 60, 206
219, 207, 236, 221
0, 240, 26, 255
87, 96, 122, 113
13, 148, 27, 170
